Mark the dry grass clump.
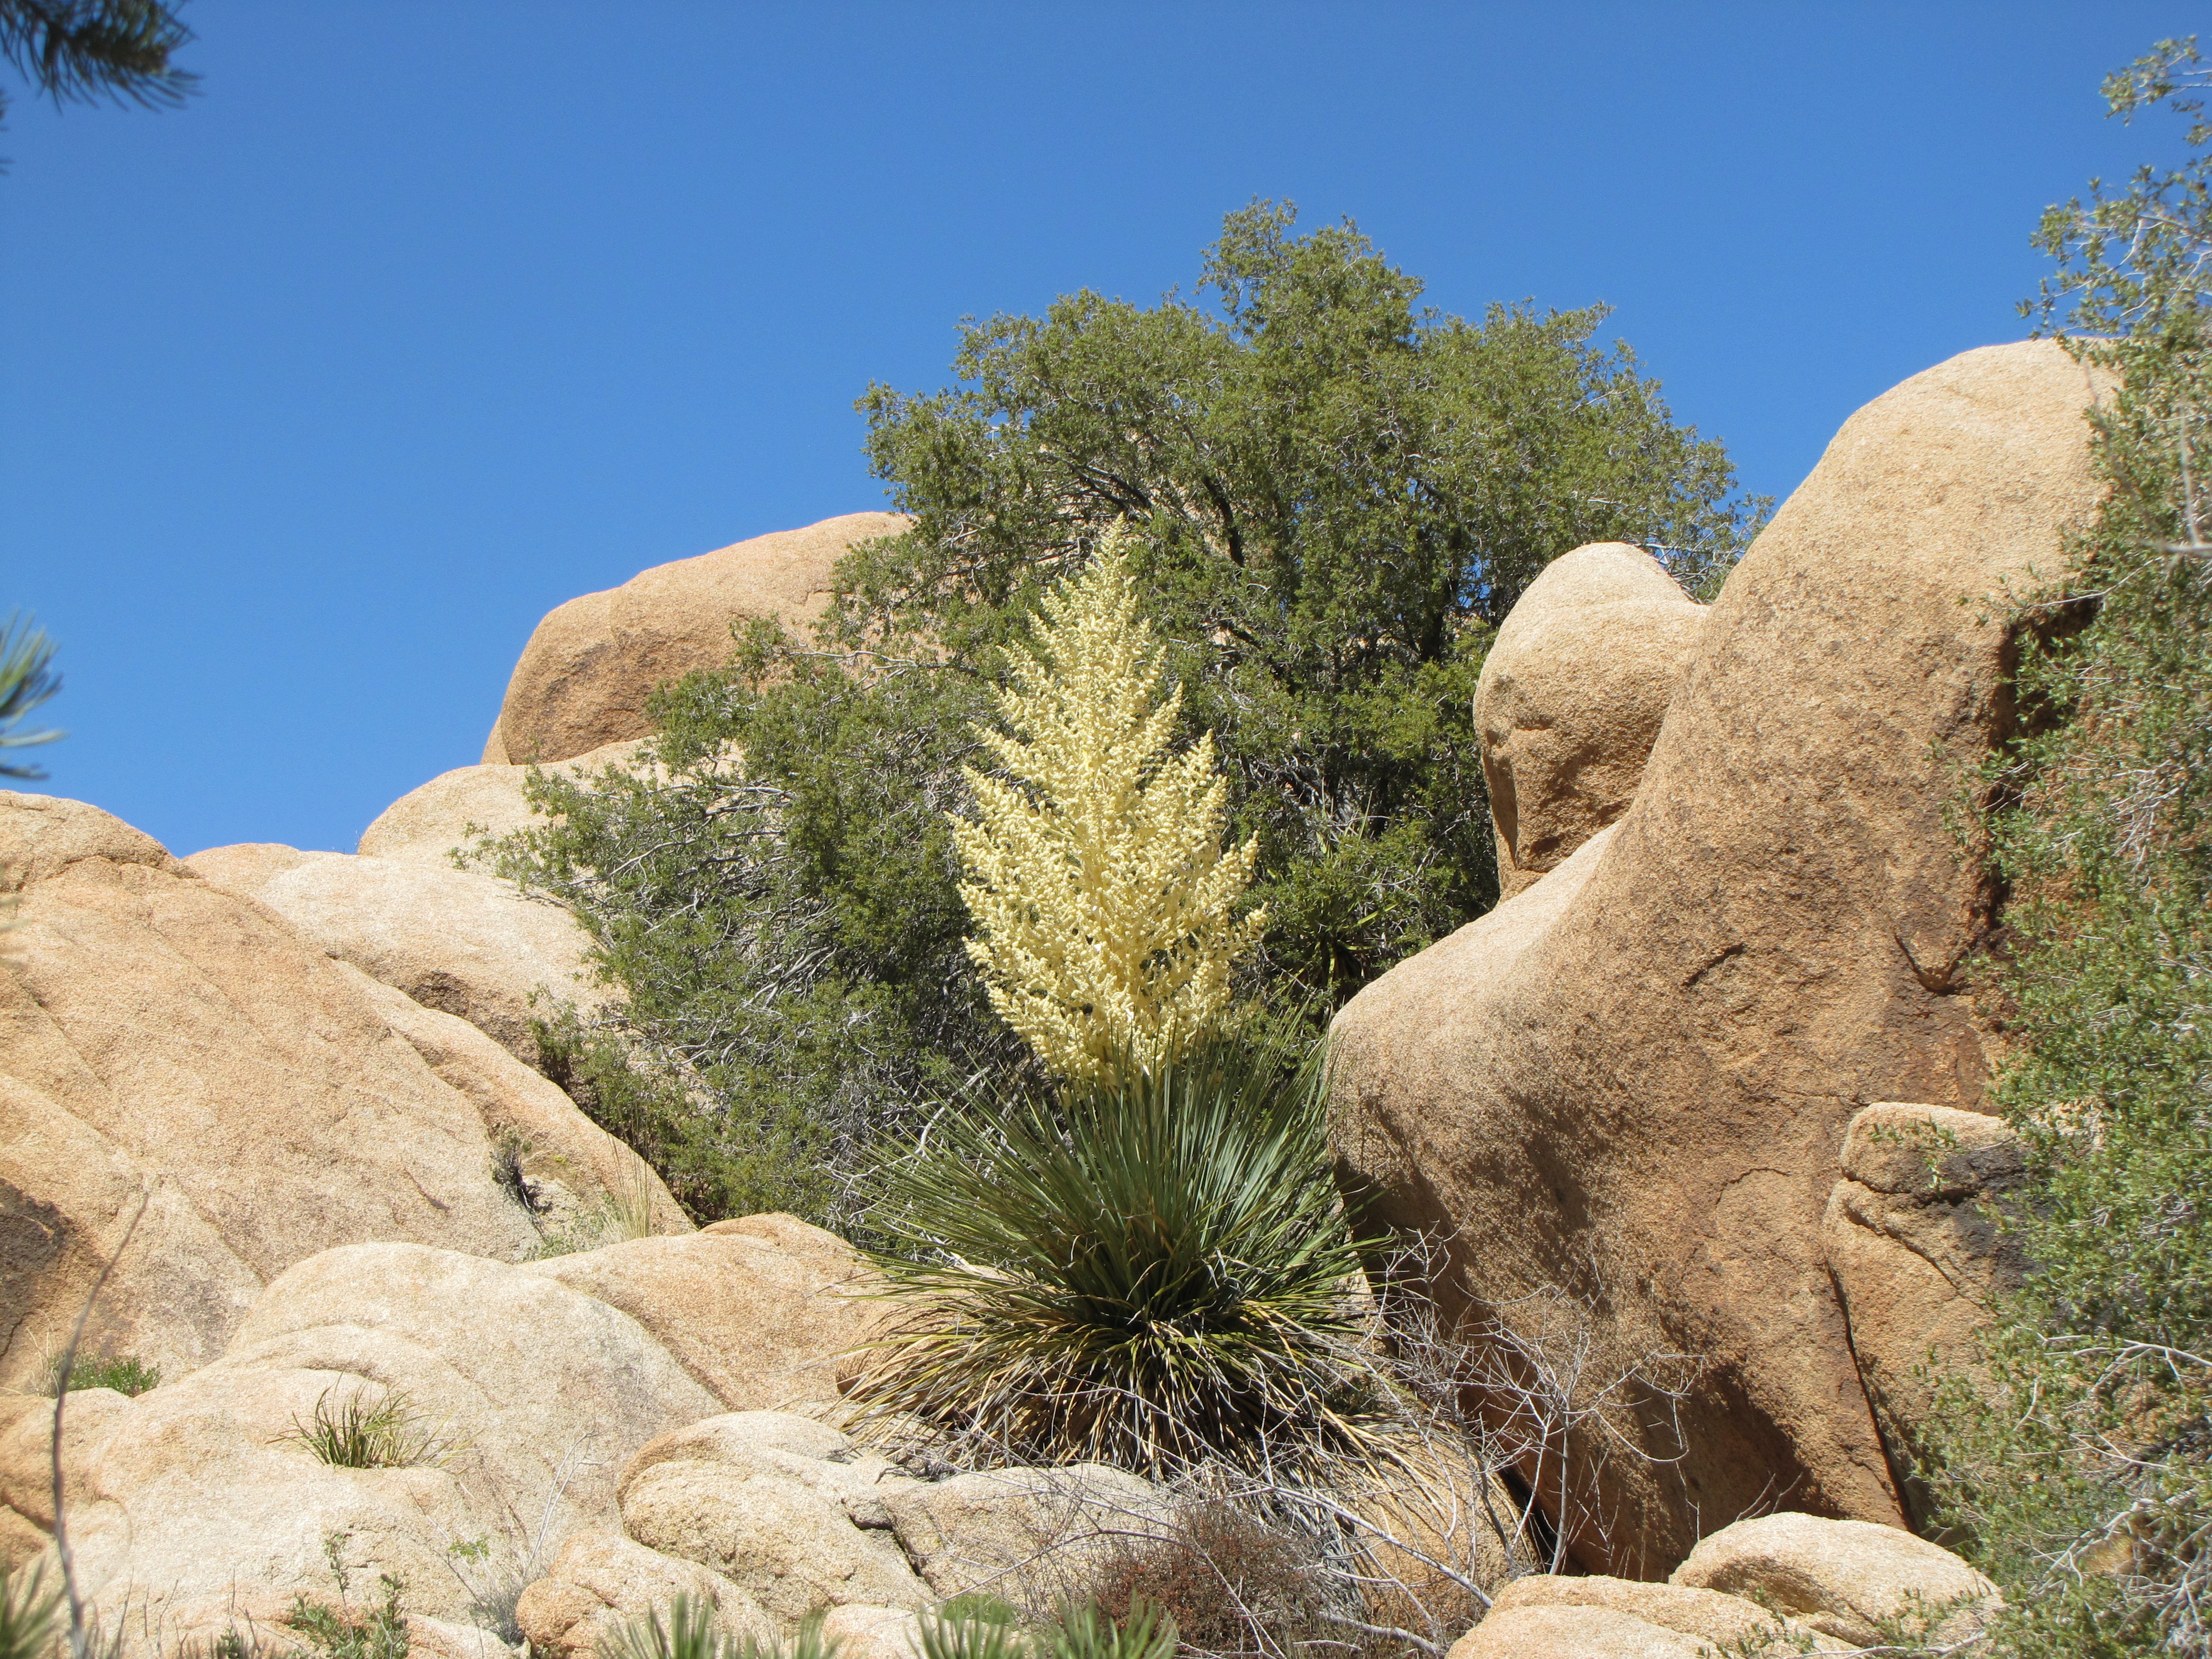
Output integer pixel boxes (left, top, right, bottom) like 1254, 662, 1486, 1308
281, 1385, 461, 1470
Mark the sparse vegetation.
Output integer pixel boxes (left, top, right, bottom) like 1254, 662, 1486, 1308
0, 1564, 59, 1659
281, 1385, 459, 1470
599, 1594, 841, 1659
44, 1352, 159, 1397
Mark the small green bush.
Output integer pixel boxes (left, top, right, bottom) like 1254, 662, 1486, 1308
282, 1385, 457, 1470
46, 1353, 161, 1397
851, 1034, 1376, 1477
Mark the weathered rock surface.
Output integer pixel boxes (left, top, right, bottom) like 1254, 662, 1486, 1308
358, 738, 649, 866
1448, 1603, 1710, 1659
1331, 341, 2110, 1572
486, 512, 907, 765
1475, 542, 1707, 899
1671, 1511, 1999, 1645
1824, 1102, 2025, 1526
524, 1217, 883, 1411
883, 1463, 1172, 1605
0, 793, 551, 1389
616, 1411, 931, 1627
818, 1604, 924, 1659
514, 1529, 775, 1659
185, 842, 602, 1066
1450, 1573, 1845, 1657
341, 964, 687, 1240
33, 1244, 721, 1650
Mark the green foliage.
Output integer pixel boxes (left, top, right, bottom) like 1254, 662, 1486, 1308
915, 1597, 1175, 1659
0, 1563, 59, 1659
850, 1034, 1379, 1478
281, 1385, 457, 1470
494, 206, 1757, 1229
1926, 37, 2212, 1659
284, 1539, 408, 1659
0, 613, 61, 781
45, 1352, 159, 1397
1039, 1601, 1175, 1659
598, 1594, 842, 1659
0, 1, 195, 125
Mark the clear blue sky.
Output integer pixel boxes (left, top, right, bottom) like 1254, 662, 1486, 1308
0, 2, 2192, 857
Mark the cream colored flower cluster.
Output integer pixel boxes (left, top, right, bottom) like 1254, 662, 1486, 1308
952, 523, 1265, 1081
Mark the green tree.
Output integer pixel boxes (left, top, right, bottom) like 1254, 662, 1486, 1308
0, 0, 194, 128
1927, 38, 2212, 1659
495, 206, 1762, 1228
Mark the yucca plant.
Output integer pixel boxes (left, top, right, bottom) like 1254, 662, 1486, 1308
852, 1034, 1380, 1477
599, 1594, 842, 1659
0, 1564, 59, 1659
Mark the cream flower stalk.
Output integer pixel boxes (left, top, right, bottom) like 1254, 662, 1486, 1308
951, 524, 1265, 1081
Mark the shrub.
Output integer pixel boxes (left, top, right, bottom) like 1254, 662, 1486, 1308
851, 1034, 1377, 1478
1088, 1505, 1336, 1659
282, 1385, 458, 1470
598, 1594, 840, 1659
1924, 36, 2212, 1659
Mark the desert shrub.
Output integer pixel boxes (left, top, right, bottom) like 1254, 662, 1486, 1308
492, 202, 1761, 1229
281, 1385, 457, 1470
1087, 1505, 1343, 1659
1040, 1600, 1177, 1659
850, 1034, 1377, 1479
1924, 37, 2212, 1659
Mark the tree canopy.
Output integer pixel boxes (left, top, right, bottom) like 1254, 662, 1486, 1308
0, 0, 194, 127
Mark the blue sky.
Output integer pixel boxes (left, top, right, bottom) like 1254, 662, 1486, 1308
0, 2, 2193, 857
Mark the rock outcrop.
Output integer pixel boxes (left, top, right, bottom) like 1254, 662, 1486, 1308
1330, 341, 2110, 1572
484, 513, 907, 765
1823, 1102, 2026, 1525
1671, 1511, 2000, 1645
523, 1217, 885, 1411
1448, 1574, 1844, 1658
1474, 542, 1707, 898
185, 842, 603, 1067
18, 1243, 722, 1651
515, 1530, 776, 1658
358, 738, 649, 866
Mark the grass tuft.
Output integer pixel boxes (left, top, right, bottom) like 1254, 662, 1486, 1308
45, 1352, 161, 1397
281, 1385, 460, 1470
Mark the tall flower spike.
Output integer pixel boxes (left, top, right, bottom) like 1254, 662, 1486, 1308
951, 523, 1266, 1081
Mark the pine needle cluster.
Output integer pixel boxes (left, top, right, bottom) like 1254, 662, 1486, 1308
952, 525, 1264, 1080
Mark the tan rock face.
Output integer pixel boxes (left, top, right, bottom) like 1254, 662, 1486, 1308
41, 1243, 721, 1652
1670, 1511, 1999, 1645
1823, 1102, 2025, 1526
523, 1218, 883, 1411
514, 1529, 775, 1659
358, 738, 650, 867
615, 1411, 931, 1629
1446, 1603, 1710, 1659
881, 1464, 1172, 1606
185, 843, 603, 1066
1470, 1574, 1846, 1653
487, 513, 908, 765
1474, 542, 1707, 898
1329, 341, 2110, 1573
0, 794, 550, 1388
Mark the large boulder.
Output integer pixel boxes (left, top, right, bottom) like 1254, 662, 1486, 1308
515, 1529, 775, 1659
185, 843, 604, 1066
485, 513, 907, 765
523, 1216, 886, 1411
1474, 542, 1707, 898
1329, 341, 2110, 1572
358, 738, 649, 867
1446, 1573, 1844, 1659
0, 794, 544, 1387
21, 1243, 722, 1653
1823, 1102, 2026, 1526
1670, 1511, 1999, 1645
